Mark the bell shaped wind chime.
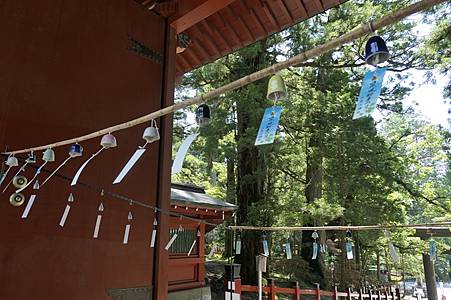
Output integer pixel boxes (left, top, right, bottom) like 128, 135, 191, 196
365, 34, 390, 67
0, 155, 19, 186
267, 73, 287, 103
113, 120, 160, 184
71, 133, 117, 186
3, 152, 36, 194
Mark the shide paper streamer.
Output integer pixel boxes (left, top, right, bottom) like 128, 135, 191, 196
171, 133, 199, 175
71, 134, 117, 186
113, 120, 160, 184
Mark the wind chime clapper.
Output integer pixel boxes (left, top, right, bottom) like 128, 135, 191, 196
41, 143, 83, 187
71, 133, 117, 186
113, 120, 160, 184
364, 23, 390, 67
0, 155, 19, 187
2, 152, 36, 194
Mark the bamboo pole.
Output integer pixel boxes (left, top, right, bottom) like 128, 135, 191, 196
229, 222, 451, 232
4, 0, 446, 155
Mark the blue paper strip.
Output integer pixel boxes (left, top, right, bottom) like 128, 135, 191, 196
255, 106, 282, 146
353, 68, 386, 119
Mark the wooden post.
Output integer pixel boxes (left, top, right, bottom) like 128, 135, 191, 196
395, 288, 400, 300
334, 286, 339, 300
268, 278, 276, 300
384, 290, 388, 300
316, 283, 321, 300
348, 288, 353, 300
368, 288, 373, 300
359, 289, 363, 300
235, 279, 242, 295
377, 290, 381, 300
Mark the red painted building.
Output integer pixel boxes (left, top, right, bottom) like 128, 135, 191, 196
0, 0, 344, 299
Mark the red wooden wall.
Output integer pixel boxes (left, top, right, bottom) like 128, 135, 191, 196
0, 0, 174, 299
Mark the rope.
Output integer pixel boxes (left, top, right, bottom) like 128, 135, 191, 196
3, 0, 446, 155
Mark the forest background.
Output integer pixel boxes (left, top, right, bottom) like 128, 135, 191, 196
172, 0, 451, 288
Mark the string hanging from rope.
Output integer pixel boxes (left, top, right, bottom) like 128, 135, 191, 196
4, 154, 223, 227
3, 0, 446, 155
229, 222, 451, 232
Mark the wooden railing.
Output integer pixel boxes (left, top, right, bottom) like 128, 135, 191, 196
225, 279, 401, 300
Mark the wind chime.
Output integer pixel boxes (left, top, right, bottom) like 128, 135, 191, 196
345, 229, 354, 260
0, 155, 18, 186
364, 33, 390, 66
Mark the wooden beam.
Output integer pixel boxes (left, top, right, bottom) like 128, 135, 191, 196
171, 0, 239, 34
415, 228, 451, 238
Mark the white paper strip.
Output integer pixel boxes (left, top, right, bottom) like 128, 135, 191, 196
21, 195, 37, 219
388, 241, 400, 264
262, 239, 269, 256
123, 224, 131, 244
285, 242, 292, 260
171, 133, 199, 174
41, 156, 71, 187
150, 229, 157, 248
312, 242, 318, 259
71, 148, 104, 186
59, 205, 71, 227
188, 240, 197, 256
235, 239, 241, 254
113, 149, 146, 184
346, 242, 354, 260
165, 233, 178, 250
93, 215, 102, 238
0, 166, 12, 186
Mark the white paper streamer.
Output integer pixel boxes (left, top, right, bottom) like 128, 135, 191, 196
262, 239, 269, 256
93, 215, 102, 238
235, 238, 241, 254
188, 240, 197, 256
0, 166, 13, 186
150, 229, 157, 248
59, 205, 71, 227
21, 195, 37, 219
113, 149, 146, 184
41, 156, 71, 187
285, 242, 292, 260
171, 133, 199, 174
346, 242, 354, 260
165, 233, 178, 250
123, 224, 131, 244
312, 242, 318, 259
71, 148, 104, 186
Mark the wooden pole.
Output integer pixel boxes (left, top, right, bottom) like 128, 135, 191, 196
4, 0, 446, 155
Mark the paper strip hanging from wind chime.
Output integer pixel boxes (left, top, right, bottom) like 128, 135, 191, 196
21, 195, 37, 219
123, 211, 133, 244
353, 67, 386, 119
113, 120, 160, 184
59, 193, 74, 227
188, 229, 201, 256
150, 213, 158, 248
262, 234, 269, 256
285, 240, 292, 260
235, 234, 241, 255
429, 239, 436, 260
93, 203, 104, 239
312, 231, 319, 260
165, 225, 181, 250
345, 229, 354, 260
255, 106, 283, 146
71, 134, 117, 186
384, 230, 400, 264
171, 133, 200, 175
